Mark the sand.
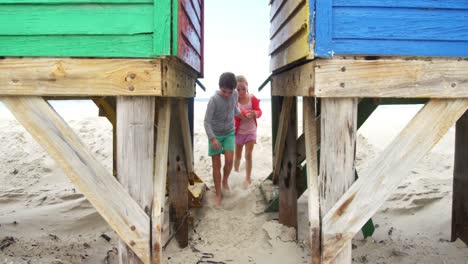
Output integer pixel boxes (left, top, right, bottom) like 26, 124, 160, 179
0, 101, 467, 264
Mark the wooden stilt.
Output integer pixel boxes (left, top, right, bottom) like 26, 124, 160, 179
452, 110, 468, 245
303, 97, 320, 264
273, 97, 293, 184
178, 99, 195, 184
117, 96, 155, 264
320, 98, 357, 264
168, 99, 189, 247
322, 99, 468, 263
2, 96, 150, 263
279, 97, 298, 229
151, 98, 172, 264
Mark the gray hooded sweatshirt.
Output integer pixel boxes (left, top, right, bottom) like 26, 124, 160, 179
204, 89, 240, 139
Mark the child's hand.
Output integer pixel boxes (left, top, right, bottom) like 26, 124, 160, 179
246, 111, 256, 119
211, 138, 221, 150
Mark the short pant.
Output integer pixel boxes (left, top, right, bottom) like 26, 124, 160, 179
235, 132, 257, 145
208, 130, 235, 156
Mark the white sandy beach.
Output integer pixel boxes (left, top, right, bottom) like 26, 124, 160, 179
0, 100, 467, 263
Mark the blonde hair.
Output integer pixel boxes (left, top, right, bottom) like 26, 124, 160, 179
236, 75, 248, 85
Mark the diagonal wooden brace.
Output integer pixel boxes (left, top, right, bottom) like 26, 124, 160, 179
2, 96, 150, 263
321, 99, 468, 263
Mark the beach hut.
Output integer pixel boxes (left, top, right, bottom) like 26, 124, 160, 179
267, 0, 468, 263
0, 0, 204, 263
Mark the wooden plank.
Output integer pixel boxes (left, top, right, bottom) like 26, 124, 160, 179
178, 8, 202, 55
272, 97, 293, 184
0, 58, 165, 96
333, 7, 468, 42
153, 0, 172, 55
269, 3, 308, 55
270, 27, 311, 72
452, 110, 468, 245
320, 98, 357, 264
0, 4, 152, 35
279, 97, 298, 229
178, 99, 195, 183
1, 96, 150, 263
333, 0, 468, 10
270, 0, 286, 21
303, 97, 320, 264
0, 0, 150, 2
0, 35, 153, 58
188, 0, 201, 22
180, 0, 201, 37
168, 100, 189, 247
116, 97, 155, 264
271, 60, 314, 96
270, 0, 305, 38
161, 58, 198, 97
315, 59, 468, 98
322, 99, 468, 263
315, 0, 333, 57
151, 98, 171, 264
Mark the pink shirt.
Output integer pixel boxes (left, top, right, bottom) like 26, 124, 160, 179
237, 97, 257, 135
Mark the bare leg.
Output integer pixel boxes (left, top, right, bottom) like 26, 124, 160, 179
244, 141, 255, 186
234, 144, 243, 172
211, 155, 222, 206
223, 150, 234, 190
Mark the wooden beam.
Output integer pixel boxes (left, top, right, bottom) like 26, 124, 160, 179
273, 97, 293, 184
315, 58, 468, 98
322, 99, 468, 263
116, 97, 155, 264
271, 60, 315, 96
1, 96, 150, 263
452, 110, 468, 245
279, 97, 298, 229
151, 98, 171, 264
92, 97, 117, 176
303, 97, 320, 264
168, 100, 189, 247
178, 98, 195, 184
161, 58, 197, 97
320, 98, 357, 264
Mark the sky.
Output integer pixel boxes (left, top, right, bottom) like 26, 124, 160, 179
199, 0, 272, 99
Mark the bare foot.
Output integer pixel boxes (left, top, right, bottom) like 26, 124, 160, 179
222, 182, 230, 190
243, 179, 251, 188
214, 194, 222, 207
234, 161, 240, 172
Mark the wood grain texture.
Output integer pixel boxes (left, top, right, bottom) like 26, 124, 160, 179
279, 97, 298, 229
315, 59, 468, 98
272, 97, 293, 184
452, 110, 468, 245
320, 98, 357, 264
151, 98, 172, 264
271, 60, 314, 96
161, 58, 198, 97
303, 97, 320, 264
0, 4, 152, 35
116, 97, 155, 264
0, 58, 164, 96
2, 96, 150, 263
168, 100, 189, 247
322, 99, 468, 263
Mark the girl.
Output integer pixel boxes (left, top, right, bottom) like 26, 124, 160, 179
234, 75, 262, 187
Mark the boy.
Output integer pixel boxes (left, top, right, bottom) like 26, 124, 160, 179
204, 72, 241, 206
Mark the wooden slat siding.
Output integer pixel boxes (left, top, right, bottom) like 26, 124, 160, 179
177, 0, 202, 72
333, 0, 468, 9
153, 0, 172, 55
0, 0, 151, 2
333, 8, 468, 41
117, 97, 155, 264
272, 97, 293, 184
303, 97, 320, 264
321, 99, 468, 263
270, 28, 310, 72
270, 0, 286, 22
200, 0, 204, 76
177, 35, 202, 73
315, 0, 332, 57
178, 2, 201, 54
0, 4, 152, 35
2, 96, 150, 263
320, 98, 357, 264
270, 0, 305, 38
151, 98, 171, 264
181, 0, 201, 36
0, 35, 153, 57
0, 58, 163, 96
168, 100, 189, 247
271, 60, 315, 96
279, 97, 298, 229
314, 59, 468, 98
188, 0, 201, 22
452, 110, 468, 245
269, 3, 308, 55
